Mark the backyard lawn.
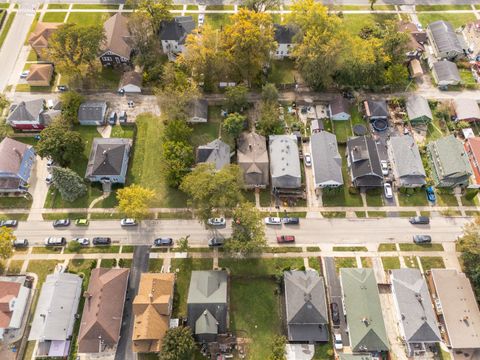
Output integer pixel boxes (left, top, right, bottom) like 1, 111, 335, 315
267, 59, 296, 85
398, 190, 429, 206
417, 13, 475, 28
205, 13, 230, 29
332, 119, 352, 144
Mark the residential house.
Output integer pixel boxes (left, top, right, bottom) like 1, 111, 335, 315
28, 272, 82, 358
26, 64, 54, 87
0, 137, 35, 195
454, 98, 480, 122
329, 96, 351, 121
28, 22, 62, 57
237, 132, 269, 188
406, 95, 433, 125
284, 270, 329, 343
187, 270, 228, 343
78, 101, 107, 126
346, 136, 383, 188
462, 20, 480, 56
132, 273, 175, 353
429, 269, 480, 359
159, 16, 195, 59
78, 268, 130, 355
118, 70, 142, 93
398, 22, 427, 56
269, 134, 301, 190
340, 268, 389, 353
388, 135, 426, 188
310, 131, 343, 189
196, 139, 231, 170
187, 99, 208, 123
465, 137, 480, 188
363, 100, 388, 121
85, 138, 132, 186
100, 13, 132, 66
390, 269, 441, 356
273, 24, 296, 59
432, 61, 461, 87
0, 276, 30, 341
7, 98, 60, 131
427, 20, 466, 61
427, 135, 472, 187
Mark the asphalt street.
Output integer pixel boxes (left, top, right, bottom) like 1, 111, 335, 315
13, 217, 469, 246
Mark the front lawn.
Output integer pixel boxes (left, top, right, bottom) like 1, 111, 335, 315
44, 184, 103, 209
417, 13, 475, 28
65, 245, 120, 254
399, 243, 444, 251
334, 257, 357, 273
419, 256, 445, 271
67, 12, 114, 26
148, 259, 164, 272
398, 190, 429, 206
378, 243, 396, 251
436, 192, 458, 207
416, 4, 472, 10
27, 260, 61, 284
42, 12, 67, 22
7, 260, 24, 275
72, 4, 119, 9
219, 258, 304, 277
342, 14, 396, 36
67, 259, 96, 289
309, 257, 321, 271
332, 246, 367, 252
0, 196, 32, 209
382, 257, 400, 270
404, 256, 419, 268
365, 188, 383, 206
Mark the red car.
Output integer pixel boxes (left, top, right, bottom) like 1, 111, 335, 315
277, 235, 295, 243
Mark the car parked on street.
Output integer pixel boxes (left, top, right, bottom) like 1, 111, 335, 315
154, 237, 173, 246
413, 235, 432, 244
304, 153, 312, 167
207, 218, 226, 226
53, 219, 70, 227
45, 174, 53, 185
12, 239, 28, 248
264, 217, 282, 225
282, 217, 299, 225
334, 333, 343, 350
44, 237, 66, 246
277, 235, 295, 243
92, 237, 111, 245
331, 302, 340, 325
409, 216, 430, 225
208, 236, 224, 247
75, 219, 89, 226
0, 220, 18, 228
74, 238, 90, 246
120, 218, 137, 226
383, 183, 393, 199
20, 70, 29, 79
426, 186, 436, 203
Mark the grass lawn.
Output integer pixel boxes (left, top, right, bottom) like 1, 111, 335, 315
68, 245, 120, 254
342, 14, 396, 36
416, 4, 472, 10
404, 256, 419, 268
382, 257, 400, 270
44, 184, 103, 209
0, 13, 16, 49
399, 243, 444, 251
48, 3, 70, 9
365, 189, 383, 206
436, 192, 459, 207
355, 211, 366, 218
321, 211, 346, 218
461, 193, 479, 206
361, 257, 372, 268
332, 246, 367, 252
27, 260, 61, 284
7, 260, 24, 275
170, 258, 213, 317
42, 12, 67, 22
27, 49, 38, 62
31, 247, 63, 254
368, 211, 387, 217
120, 245, 135, 253
67, 12, 114, 26
42, 212, 87, 220
0, 213, 28, 221
100, 258, 116, 268
466, 210, 480, 216
398, 191, 429, 206
220, 258, 304, 276
460, 68, 478, 88
350, 106, 366, 126
378, 243, 396, 251
127, 113, 188, 208
417, 13, 475, 28
205, 13, 230, 30
308, 257, 321, 271
148, 259, 164, 272
72, 4, 119, 9
259, 189, 272, 207
306, 246, 321, 252
267, 59, 296, 85
398, 211, 418, 217
266, 246, 303, 253
334, 257, 357, 273
332, 119, 352, 144
0, 196, 32, 209
67, 259, 96, 286
312, 343, 334, 360
420, 256, 445, 271
206, 5, 235, 10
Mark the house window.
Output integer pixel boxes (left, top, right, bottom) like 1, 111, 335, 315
103, 56, 112, 62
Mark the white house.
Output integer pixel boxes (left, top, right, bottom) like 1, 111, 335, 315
159, 16, 195, 60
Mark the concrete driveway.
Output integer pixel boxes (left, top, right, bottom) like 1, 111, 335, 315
27, 156, 49, 221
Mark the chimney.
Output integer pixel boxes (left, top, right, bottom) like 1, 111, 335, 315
149, 293, 153, 302
248, 144, 252, 151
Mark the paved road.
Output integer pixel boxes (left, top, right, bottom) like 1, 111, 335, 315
13, 217, 469, 246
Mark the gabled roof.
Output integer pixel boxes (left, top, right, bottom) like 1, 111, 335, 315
427, 20, 463, 55
269, 134, 301, 187
330, 96, 351, 116
454, 98, 480, 121
195, 309, 218, 335
391, 269, 441, 344
196, 139, 230, 170
347, 136, 383, 187
102, 13, 131, 59
406, 95, 433, 122
310, 131, 343, 186
466, 137, 480, 184
159, 16, 195, 44
237, 132, 269, 186
78, 268, 130, 353
274, 24, 297, 44
7, 99, 45, 123
0, 137, 32, 175
78, 101, 107, 122
28, 22, 62, 48
188, 99, 208, 120
427, 135, 472, 180
119, 71, 142, 89
364, 100, 388, 118
26, 64, 54, 83
85, 138, 131, 178
187, 271, 227, 305
389, 135, 426, 185
432, 61, 461, 82
340, 268, 389, 352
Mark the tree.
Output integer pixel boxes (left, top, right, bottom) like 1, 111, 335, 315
256, 101, 284, 136
457, 216, 480, 298
176, 235, 190, 252
225, 85, 249, 113
261, 83, 279, 103
223, 10, 276, 85
269, 335, 287, 360
180, 163, 244, 224
67, 240, 81, 253
116, 185, 155, 219
59, 91, 84, 125
164, 119, 193, 143
128, 0, 171, 34
48, 23, 105, 80
51, 166, 87, 202
243, 0, 280, 12
227, 202, 266, 255
384, 63, 409, 89
0, 226, 14, 260
159, 326, 196, 360
223, 113, 246, 139
162, 141, 194, 187
36, 120, 84, 167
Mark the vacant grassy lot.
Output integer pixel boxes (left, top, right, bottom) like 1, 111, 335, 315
267, 59, 296, 85
27, 260, 61, 284
420, 256, 445, 271
399, 243, 444, 251
398, 191, 428, 206
67, 12, 113, 26
42, 12, 66, 22
342, 13, 396, 36
417, 13, 475, 28
334, 257, 357, 273
382, 257, 400, 270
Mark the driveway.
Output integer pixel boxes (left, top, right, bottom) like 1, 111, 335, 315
115, 245, 150, 360
27, 156, 49, 221
85, 93, 160, 120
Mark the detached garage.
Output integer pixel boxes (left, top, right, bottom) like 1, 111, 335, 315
118, 71, 142, 93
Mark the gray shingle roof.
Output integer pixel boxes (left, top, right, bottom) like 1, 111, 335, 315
364, 100, 388, 119
454, 98, 480, 121
269, 135, 301, 189
0, 137, 32, 175
237, 132, 269, 187
432, 61, 461, 83
85, 138, 131, 177
330, 96, 351, 117
310, 131, 343, 187
389, 135, 426, 186
7, 99, 44, 123
427, 20, 463, 56
187, 271, 227, 305
196, 139, 231, 170
189, 99, 208, 120
78, 102, 107, 123
159, 16, 195, 44
102, 13, 131, 59
274, 24, 296, 44
391, 269, 441, 344
347, 136, 383, 187
406, 95, 433, 122
195, 309, 218, 335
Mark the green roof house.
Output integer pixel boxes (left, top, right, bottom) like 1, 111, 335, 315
427, 135, 473, 187
340, 268, 389, 353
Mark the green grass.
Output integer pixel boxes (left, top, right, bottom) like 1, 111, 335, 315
342, 13, 396, 36
121, 245, 135, 253
399, 243, 444, 251
332, 119, 352, 144
420, 256, 445, 271
368, 211, 387, 217
42, 12, 67, 22
119, 258, 132, 268
0, 4, 9, 8
148, 259, 164, 272
205, 13, 230, 30
404, 256, 419, 268
206, 5, 235, 10
417, 13, 475, 28
332, 246, 367, 252
42, 212, 88, 220
7, 260, 24, 275
259, 189, 272, 206
67, 259, 96, 285
436, 191, 459, 206
466, 210, 480, 216
170, 258, 213, 317
398, 211, 418, 217
186, 5, 197, 10
48, 4, 70, 9
127, 113, 188, 208
416, 4, 472, 10
334, 257, 357, 273
361, 257, 372, 268
321, 211, 346, 218
67, 12, 113, 26
461, 193, 479, 206
365, 189, 383, 207
100, 258, 116, 268
27, 49, 38, 61
44, 184, 103, 209
420, 211, 431, 217
266, 246, 303, 253
156, 211, 193, 219
308, 257, 321, 271
219, 258, 304, 276
398, 191, 429, 206
355, 211, 366, 218
0, 213, 28, 221
460, 68, 478, 88
31, 247, 63, 254
27, 260, 61, 284
65, 245, 120, 254
72, 4, 119, 9
110, 124, 135, 138
378, 243, 396, 251
382, 257, 400, 270
312, 343, 334, 360
267, 59, 296, 85
0, 12, 15, 48
306, 246, 321, 252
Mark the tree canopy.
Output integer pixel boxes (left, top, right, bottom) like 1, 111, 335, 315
225, 85, 249, 113
117, 185, 155, 218
227, 202, 266, 255
51, 166, 87, 202
0, 226, 14, 260
223, 113, 246, 139
59, 91, 84, 125
242, 0, 280, 12
128, 0, 172, 33
159, 326, 196, 360
457, 216, 480, 298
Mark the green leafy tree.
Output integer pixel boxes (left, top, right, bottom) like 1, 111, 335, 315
223, 113, 246, 139
117, 185, 155, 219
128, 0, 172, 33
0, 226, 14, 260
37, 120, 84, 167
176, 235, 190, 252
59, 91, 84, 125
51, 166, 87, 202
227, 202, 266, 255
225, 85, 249, 113
180, 163, 244, 224
243, 0, 280, 12
384, 63, 409, 89
67, 240, 81, 253
0, 94, 9, 111
261, 83, 279, 103
162, 141, 194, 187
164, 119, 193, 143
159, 326, 196, 360
457, 216, 480, 297
256, 102, 284, 136
269, 335, 287, 360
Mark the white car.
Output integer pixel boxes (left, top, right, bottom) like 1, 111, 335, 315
304, 153, 312, 167
120, 218, 137, 226
207, 217, 226, 226
198, 14, 205, 25
264, 217, 282, 225
45, 174, 53, 185
384, 183, 393, 199
334, 333, 343, 350
74, 237, 90, 246
20, 70, 29, 79
380, 160, 389, 176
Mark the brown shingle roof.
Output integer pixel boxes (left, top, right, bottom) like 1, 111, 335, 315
0, 137, 31, 175
0, 281, 21, 328
78, 268, 129, 354
26, 64, 54, 82
28, 22, 62, 49
102, 13, 131, 59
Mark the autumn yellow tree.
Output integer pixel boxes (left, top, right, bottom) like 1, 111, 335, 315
223, 9, 276, 86
0, 227, 14, 260
117, 185, 155, 219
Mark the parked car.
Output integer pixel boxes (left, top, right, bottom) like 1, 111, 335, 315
119, 111, 127, 123
108, 111, 117, 125
409, 216, 430, 225
12, 239, 28, 248
208, 236, 225, 247
92, 237, 111, 245
383, 183, 393, 199
334, 333, 343, 350
413, 235, 432, 244
45, 174, 53, 185
53, 219, 70, 227
74, 238, 90, 246
198, 13, 205, 25
46, 159, 55, 168
304, 153, 312, 167
264, 217, 282, 225
120, 218, 137, 226
20, 70, 29, 79
44, 237, 66, 246
75, 219, 89, 226
282, 217, 299, 225
207, 218, 226, 226
0, 220, 18, 228
154, 237, 173, 246
277, 235, 295, 243
330, 302, 340, 325
426, 186, 436, 203
380, 160, 389, 176
57, 85, 68, 92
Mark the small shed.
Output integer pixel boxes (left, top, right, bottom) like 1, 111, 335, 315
406, 95, 432, 125
409, 59, 423, 78
188, 99, 208, 123
329, 96, 351, 121
78, 102, 107, 126
118, 71, 142, 93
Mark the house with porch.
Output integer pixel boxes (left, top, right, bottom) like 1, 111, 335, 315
346, 136, 383, 188
310, 131, 343, 189
100, 13, 132, 67
0, 137, 36, 195
237, 132, 269, 188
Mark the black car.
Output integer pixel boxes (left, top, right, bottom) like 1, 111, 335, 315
154, 237, 173, 246
53, 219, 70, 227
208, 236, 225, 247
0, 220, 18, 228
331, 302, 340, 325
409, 216, 430, 225
413, 235, 432, 244
92, 237, 111, 245
282, 217, 300, 225
13, 239, 28, 248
